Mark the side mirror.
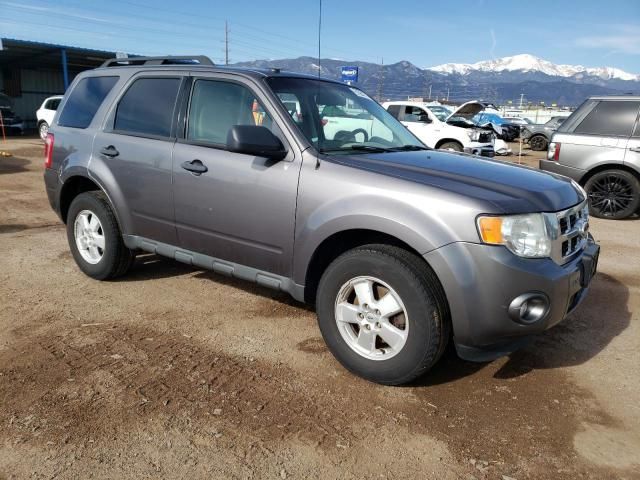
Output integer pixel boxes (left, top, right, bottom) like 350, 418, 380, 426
226, 125, 287, 160
419, 115, 431, 124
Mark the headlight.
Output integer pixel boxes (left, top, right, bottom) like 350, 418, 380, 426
467, 130, 480, 141
477, 213, 552, 258
571, 179, 587, 201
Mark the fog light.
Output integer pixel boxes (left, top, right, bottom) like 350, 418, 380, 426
508, 293, 550, 324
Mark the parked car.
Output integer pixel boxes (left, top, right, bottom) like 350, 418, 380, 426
383, 100, 496, 156
521, 116, 566, 151
503, 116, 534, 126
36, 95, 63, 140
473, 112, 521, 142
44, 56, 599, 385
0, 93, 25, 135
541, 96, 640, 220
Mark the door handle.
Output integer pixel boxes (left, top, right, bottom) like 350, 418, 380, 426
100, 145, 119, 157
181, 159, 208, 175
629, 147, 640, 153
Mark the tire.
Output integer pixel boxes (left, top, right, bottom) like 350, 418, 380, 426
529, 135, 547, 151
316, 244, 450, 385
38, 121, 49, 141
584, 169, 640, 220
66, 191, 135, 280
437, 141, 463, 152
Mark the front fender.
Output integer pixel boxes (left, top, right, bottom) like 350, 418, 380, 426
292, 155, 482, 285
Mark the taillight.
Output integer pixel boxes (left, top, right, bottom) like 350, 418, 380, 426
321, 118, 328, 126
547, 142, 561, 161
44, 133, 54, 169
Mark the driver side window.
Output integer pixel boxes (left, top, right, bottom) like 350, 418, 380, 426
187, 79, 275, 145
404, 106, 430, 123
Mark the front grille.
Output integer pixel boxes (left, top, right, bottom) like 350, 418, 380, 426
478, 133, 492, 143
547, 200, 589, 264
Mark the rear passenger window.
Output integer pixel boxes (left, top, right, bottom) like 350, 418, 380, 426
114, 77, 181, 138
574, 101, 640, 137
58, 76, 118, 128
187, 80, 274, 145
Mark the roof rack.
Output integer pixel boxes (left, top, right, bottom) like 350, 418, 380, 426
101, 55, 214, 68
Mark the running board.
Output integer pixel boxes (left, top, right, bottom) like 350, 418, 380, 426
123, 235, 305, 302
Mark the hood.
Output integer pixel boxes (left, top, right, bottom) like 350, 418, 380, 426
445, 101, 487, 121
330, 150, 582, 214
445, 100, 501, 134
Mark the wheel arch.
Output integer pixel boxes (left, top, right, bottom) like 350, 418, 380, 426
59, 175, 123, 233
302, 228, 433, 304
578, 163, 640, 186
435, 138, 464, 150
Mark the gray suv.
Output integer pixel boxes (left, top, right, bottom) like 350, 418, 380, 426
44, 56, 599, 385
541, 96, 640, 220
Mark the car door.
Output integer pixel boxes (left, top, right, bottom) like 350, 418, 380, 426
172, 74, 301, 276
92, 73, 185, 245
401, 106, 437, 147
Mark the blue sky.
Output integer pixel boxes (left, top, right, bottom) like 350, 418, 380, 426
1, 0, 639, 72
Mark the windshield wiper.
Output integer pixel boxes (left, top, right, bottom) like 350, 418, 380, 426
389, 145, 431, 151
348, 145, 393, 153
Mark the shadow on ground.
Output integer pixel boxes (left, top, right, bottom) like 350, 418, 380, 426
0, 156, 30, 175
117, 255, 630, 385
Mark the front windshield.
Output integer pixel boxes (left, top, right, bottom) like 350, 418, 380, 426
266, 77, 424, 154
426, 106, 452, 121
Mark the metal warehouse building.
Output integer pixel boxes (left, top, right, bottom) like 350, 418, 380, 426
0, 38, 123, 130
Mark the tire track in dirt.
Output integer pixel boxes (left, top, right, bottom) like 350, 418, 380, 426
0, 321, 625, 479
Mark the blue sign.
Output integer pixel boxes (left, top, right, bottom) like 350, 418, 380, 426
341, 66, 359, 83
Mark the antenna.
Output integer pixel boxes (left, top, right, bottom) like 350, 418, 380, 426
317, 0, 322, 78
225, 21, 229, 65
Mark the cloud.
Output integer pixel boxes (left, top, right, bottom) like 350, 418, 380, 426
575, 25, 640, 55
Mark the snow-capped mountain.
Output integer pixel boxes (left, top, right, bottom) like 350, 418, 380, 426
429, 54, 639, 81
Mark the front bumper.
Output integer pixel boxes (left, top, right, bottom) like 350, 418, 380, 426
424, 239, 600, 361
464, 143, 495, 157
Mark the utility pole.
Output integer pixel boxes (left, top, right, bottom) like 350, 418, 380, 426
376, 57, 384, 101
225, 21, 229, 65
428, 84, 432, 100
446, 85, 450, 102
519, 93, 525, 109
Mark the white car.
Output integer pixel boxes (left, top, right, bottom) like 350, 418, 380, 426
36, 95, 63, 140
383, 101, 495, 157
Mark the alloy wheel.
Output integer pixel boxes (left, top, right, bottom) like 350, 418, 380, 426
334, 276, 409, 361
588, 174, 635, 217
73, 210, 106, 264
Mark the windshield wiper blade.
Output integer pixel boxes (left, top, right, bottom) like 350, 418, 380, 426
349, 145, 393, 152
390, 145, 431, 151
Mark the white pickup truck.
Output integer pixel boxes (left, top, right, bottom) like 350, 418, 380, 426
382, 101, 496, 157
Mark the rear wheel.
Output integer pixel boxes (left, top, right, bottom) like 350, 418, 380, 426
584, 169, 640, 220
66, 191, 135, 279
38, 121, 49, 141
529, 135, 547, 151
437, 141, 463, 152
316, 244, 450, 385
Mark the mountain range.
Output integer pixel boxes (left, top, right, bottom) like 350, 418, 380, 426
235, 54, 640, 106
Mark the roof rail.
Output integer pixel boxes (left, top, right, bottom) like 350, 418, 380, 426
101, 55, 214, 68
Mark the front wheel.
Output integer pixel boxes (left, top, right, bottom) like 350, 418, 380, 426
316, 245, 450, 385
584, 169, 640, 220
66, 191, 135, 280
437, 141, 463, 152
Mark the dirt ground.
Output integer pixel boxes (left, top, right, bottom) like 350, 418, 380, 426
0, 137, 638, 479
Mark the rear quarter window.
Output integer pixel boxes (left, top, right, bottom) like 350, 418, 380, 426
573, 100, 640, 137
58, 76, 119, 129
